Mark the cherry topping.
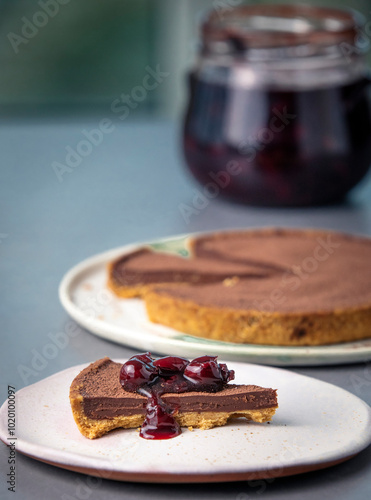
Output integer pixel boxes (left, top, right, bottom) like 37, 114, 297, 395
183, 355, 233, 389
153, 356, 189, 375
119, 353, 235, 440
219, 363, 235, 383
133, 352, 154, 364
119, 354, 158, 392
140, 396, 181, 440
190, 355, 217, 363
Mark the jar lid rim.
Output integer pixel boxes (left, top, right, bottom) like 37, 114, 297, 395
202, 4, 362, 50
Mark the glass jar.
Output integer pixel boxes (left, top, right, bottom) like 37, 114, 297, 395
182, 5, 371, 206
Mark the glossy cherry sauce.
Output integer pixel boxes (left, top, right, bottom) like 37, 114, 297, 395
119, 353, 235, 440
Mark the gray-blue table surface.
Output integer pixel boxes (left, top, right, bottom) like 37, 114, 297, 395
1, 119, 371, 499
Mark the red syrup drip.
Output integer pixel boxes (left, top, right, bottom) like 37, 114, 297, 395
119, 354, 235, 440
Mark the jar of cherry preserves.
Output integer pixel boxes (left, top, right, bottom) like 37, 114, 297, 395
183, 5, 371, 206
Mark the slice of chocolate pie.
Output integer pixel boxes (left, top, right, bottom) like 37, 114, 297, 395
70, 355, 278, 440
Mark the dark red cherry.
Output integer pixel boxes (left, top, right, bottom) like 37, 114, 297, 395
153, 356, 189, 375
191, 355, 218, 363
130, 352, 153, 364
120, 358, 158, 392
219, 363, 235, 383
183, 356, 223, 387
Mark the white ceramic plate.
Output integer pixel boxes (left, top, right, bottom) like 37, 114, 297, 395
1, 360, 370, 483
58, 235, 371, 366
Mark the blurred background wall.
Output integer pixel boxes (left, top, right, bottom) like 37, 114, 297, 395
0, 0, 370, 120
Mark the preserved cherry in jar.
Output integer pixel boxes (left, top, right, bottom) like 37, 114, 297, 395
183, 5, 371, 206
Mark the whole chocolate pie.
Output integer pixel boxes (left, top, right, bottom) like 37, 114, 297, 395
107, 228, 371, 346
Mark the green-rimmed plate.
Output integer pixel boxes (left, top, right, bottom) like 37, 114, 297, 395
59, 234, 371, 366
